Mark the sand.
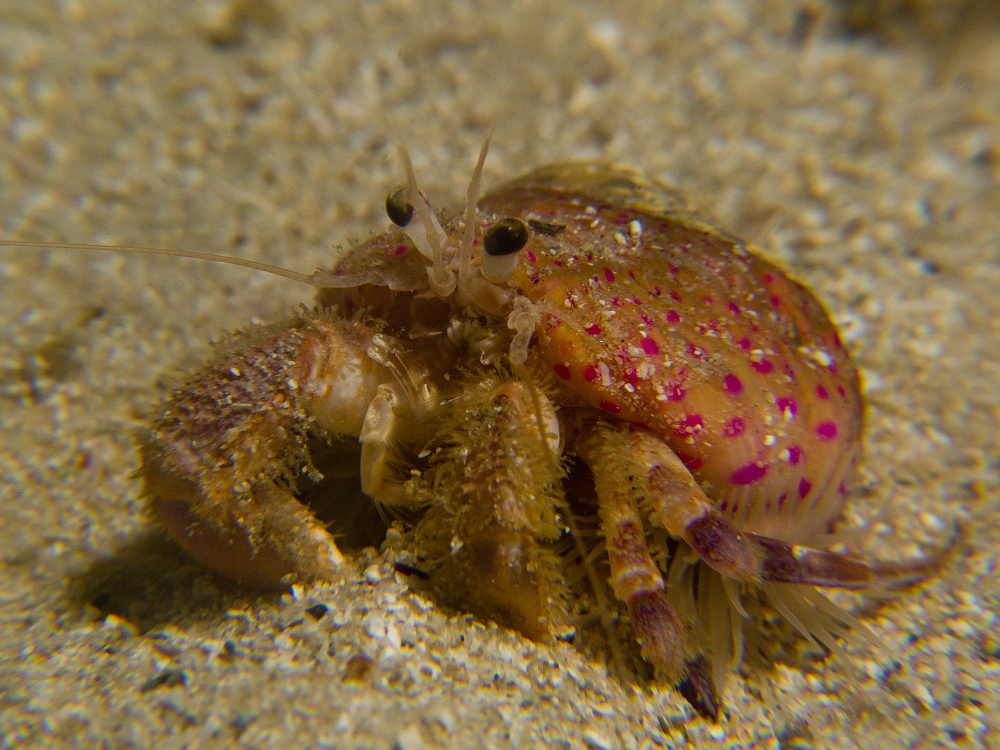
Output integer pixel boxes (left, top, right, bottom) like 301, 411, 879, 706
1, 1, 998, 747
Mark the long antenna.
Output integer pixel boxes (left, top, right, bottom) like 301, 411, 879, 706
0, 239, 322, 287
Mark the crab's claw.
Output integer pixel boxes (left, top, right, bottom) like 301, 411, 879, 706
141, 315, 391, 589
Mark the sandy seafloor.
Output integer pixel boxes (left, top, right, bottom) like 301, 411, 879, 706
1, 1, 999, 748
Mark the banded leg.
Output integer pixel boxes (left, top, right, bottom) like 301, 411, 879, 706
574, 428, 687, 680
576, 425, 721, 718
142, 316, 390, 589
613, 426, 875, 588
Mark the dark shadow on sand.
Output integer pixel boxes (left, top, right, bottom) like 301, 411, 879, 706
65, 450, 395, 633
66, 529, 266, 633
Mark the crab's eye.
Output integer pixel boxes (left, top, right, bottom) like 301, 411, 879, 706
386, 185, 415, 227
481, 218, 530, 283
484, 218, 530, 257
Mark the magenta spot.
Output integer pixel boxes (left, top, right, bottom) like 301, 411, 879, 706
723, 417, 745, 437
628, 270, 636, 279
798, 477, 813, 499
751, 359, 774, 374
610, 297, 623, 308
688, 342, 705, 358
778, 492, 787, 509
719, 500, 728, 512
731, 462, 768, 485
604, 268, 615, 283
776, 397, 798, 417
640, 313, 653, 326
737, 337, 751, 351
584, 365, 598, 383
816, 384, 829, 400
674, 413, 704, 436
553, 260, 563, 267
838, 481, 848, 496
728, 302, 740, 314
770, 295, 781, 308
632, 296, 643, 306
585, 323, 602, 336
666, 384, 686, 402
723, 374, 744, 394
553, 364, 571, 381
623, 369, 639, 386
666, 309, 681, 323
640, 337, 660, 355
394, 245, 408, 256
526, 250, 537, 264
837, 385, 847, 398
669, 290, 682, 303
676, 450, 704, 471
701, 296, 714, 305
653, 285, 663, 296
816, 421, 838, 440
599, 401, 621, 414
787, 446, 803, 465
763, 273, 775, 283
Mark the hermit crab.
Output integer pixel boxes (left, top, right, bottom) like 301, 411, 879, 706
7, 142, 939, 718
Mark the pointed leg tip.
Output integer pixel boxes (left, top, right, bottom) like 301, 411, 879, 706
677, 655, 720, 722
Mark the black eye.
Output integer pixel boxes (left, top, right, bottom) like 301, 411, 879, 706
484, 218, 530, 257
385, 185, 414, 227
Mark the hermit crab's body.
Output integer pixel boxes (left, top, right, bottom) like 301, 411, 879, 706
139, 153, 925, 718
477, 166, 863, 544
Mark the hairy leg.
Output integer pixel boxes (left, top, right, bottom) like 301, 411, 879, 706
413, 375, 567, 640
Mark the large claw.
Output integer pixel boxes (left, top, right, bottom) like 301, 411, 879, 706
141, 316, 387, 589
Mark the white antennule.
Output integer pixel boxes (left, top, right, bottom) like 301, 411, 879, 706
396, 145, 456, 298
458, 133, 491, 290
0, 239, 325, 288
